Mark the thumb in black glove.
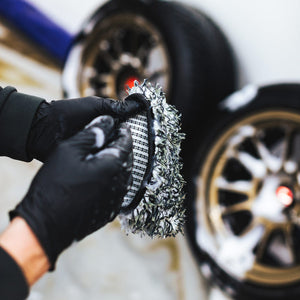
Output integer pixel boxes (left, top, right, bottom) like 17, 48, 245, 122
10, 115, 133, 270
27, 93, 144, 161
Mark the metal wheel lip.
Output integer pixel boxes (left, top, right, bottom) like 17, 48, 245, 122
195, 110, 300, 286
62, 12, 171, 99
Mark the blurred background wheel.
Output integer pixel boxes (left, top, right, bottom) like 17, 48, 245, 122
63, 7, 171, 100
186, 84, 300, 300
62, 0, 237, 159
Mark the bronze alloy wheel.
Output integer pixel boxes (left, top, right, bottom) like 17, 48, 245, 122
64, 13, 170, 100
197, 110, 300, 286
185, 84, 300, 299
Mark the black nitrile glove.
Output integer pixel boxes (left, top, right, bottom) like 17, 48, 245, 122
10, 115, 133, 269
27, 94, 144, 162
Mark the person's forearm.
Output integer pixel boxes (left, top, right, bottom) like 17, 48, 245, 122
0, 217, 50, 286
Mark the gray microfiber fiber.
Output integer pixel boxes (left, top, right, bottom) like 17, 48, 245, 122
119, 81, 186, 238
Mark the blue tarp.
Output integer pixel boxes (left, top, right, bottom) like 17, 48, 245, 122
0, 0, 74, 63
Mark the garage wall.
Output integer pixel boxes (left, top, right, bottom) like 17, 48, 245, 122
188, 0, 300, 87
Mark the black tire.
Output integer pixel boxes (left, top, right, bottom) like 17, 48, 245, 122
62, 0, 237, 162
186, 83, 300, 299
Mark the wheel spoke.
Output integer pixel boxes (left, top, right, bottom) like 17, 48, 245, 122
218, 225, 264, 269
82, 87, 96, 96
95, 74, 115, 97
253, 136, 281, 173
281, 128, 292, 163
98, 86, 114, 98
227, 125, 256, 148
273, 127, 295, 172
283, 130, 300, 174
297, 172, 300, 185
283, 224, 296, 263
113, 31, 124, 56
137, 41, 157, 65
255, 224, 273, 261
239, 217, 258, 237
98, 47, 117, 69
234, 151, 266, 179
216, 177, 253, 195
93, 74, 114, 86
221, 199, 252, 215
82, 67, 97, 79
137, 44, 149, 63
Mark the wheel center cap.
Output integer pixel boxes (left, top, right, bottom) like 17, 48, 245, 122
253, 177, 291, 222
124, 76, 140, 90
276, 186, 294, 207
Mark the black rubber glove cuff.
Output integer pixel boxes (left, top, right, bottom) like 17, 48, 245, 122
0, 87, 44, 161
0, 247, 29, 299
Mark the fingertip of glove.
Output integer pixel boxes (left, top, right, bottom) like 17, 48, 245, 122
86, 115, 114, 130
118, 122, 131, 132
125, 93, 147, 103
124, 93, 148, 111
86, 116, 116, 149
93, 124, 133, 162
113, 125, 133, 154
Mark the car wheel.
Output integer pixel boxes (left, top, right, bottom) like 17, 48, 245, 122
62, 0, 236, 153
186, 84, 300, 300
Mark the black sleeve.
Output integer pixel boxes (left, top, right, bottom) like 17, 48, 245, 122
0, 86, 45, 161
0, 247, 29, 299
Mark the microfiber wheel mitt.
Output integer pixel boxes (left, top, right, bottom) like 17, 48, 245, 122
119, 81, 186, 238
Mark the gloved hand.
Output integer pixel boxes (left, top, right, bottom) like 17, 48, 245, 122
10, 115, 133, 270
27, 94, 144, 161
